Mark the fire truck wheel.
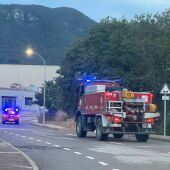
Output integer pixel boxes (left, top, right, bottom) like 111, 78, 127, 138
2, 120, 5, 124
76, 116, 87, 137
96, 117, 108, 141
113, 134, 124, 139
135, 134, 149, 142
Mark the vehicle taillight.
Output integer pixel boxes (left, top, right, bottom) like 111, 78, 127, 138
106, 115, 122, 123
146, 118, 154, 124
113, 116, 122, 123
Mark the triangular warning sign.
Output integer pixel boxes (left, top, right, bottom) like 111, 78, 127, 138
160, 83, 170, 94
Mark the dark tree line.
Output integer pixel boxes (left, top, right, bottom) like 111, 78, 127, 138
36, 10, 170, 134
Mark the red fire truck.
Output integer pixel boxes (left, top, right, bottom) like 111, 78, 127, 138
75, 77, 160, 142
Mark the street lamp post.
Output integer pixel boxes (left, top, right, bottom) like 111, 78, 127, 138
25, 48, 46, 124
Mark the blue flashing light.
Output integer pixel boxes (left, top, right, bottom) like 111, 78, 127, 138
86, 79, 91, 83
15, 107, 19, 113
5, 108, 8, 112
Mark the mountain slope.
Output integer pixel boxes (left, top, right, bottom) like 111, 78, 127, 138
0, 5, 96, 65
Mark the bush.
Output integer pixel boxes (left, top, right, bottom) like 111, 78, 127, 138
167, 114, 170, 136
55, 110, 68, 121
155, 113, 170, 136
38, 108, 57, 122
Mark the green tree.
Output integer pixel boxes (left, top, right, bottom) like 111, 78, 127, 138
36, 10, 170, 134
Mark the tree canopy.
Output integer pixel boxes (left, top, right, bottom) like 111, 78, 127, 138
36, 10, 170, 134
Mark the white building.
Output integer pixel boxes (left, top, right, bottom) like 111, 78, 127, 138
0, 87, 39, 113
0, 64, 60, 88
0, 64, 60, 112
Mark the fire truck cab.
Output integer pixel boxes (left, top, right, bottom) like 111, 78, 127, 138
75, 76, 160, 142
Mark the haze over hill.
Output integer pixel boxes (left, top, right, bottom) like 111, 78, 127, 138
0, 4, 96, 65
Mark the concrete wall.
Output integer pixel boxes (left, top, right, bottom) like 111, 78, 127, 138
0, 64, 59, 88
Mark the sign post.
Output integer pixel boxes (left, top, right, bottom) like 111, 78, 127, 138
160, 83, 170, 136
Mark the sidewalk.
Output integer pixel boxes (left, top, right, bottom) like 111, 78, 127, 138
31, 120, 65, 130
0, 138, 38, 170
150, 134, 170, 142
31, 119, 75, 129
31, 120, 170, 142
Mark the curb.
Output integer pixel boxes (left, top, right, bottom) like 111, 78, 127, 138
31, 121, 64, 130
0, 138, 39, 170
150, 135, 170, 142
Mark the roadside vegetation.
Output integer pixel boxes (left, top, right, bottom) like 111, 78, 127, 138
36, 9, 170, 135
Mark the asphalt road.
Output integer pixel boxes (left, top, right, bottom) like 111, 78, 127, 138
0, 115, 170, 170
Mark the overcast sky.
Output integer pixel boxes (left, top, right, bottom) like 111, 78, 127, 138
0, 0, 169, 21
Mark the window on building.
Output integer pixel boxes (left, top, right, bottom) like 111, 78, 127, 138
25, 97, 32, 106
2, 96, 16, 108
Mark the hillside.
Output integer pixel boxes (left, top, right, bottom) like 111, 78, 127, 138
0, 4, 96, 65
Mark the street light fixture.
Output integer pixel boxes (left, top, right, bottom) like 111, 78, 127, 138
25, 48, 46, 124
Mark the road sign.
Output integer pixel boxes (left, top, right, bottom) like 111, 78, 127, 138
162, 95, 170, 100
160, 83, 170, 94
160, 83, 170, 136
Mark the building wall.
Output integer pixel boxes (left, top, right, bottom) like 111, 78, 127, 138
0, 88, 39, 112
0, 64, 60, 88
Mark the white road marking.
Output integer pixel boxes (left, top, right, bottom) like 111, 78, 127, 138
134, 146, 167, 148
45, 142, 51, 145
86, 156, 95, 160
36, 139, 42, 142
22, 136, 26, 138
54, 145, 61, 147
63, 148, 70, 151
110, 142, 125, 146
10, 132, 14, 134
98, 162, 108, 166
38, 133, 76, 141
0, 152, 20, 154
0, 128, 20, 130
15, 134, 20, 136
29, 138, 34, 140
112, 169, 120, 170
67, 133, 76, 136
168, 152, 170, 154
10, 165, 32, 169
74, 152, 82, 155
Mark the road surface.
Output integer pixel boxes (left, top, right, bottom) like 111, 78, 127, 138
0, 114, 170, 170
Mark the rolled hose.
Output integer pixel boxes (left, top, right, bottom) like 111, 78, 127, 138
147, 104, 157, 113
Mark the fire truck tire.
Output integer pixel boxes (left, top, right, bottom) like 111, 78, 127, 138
2, 120, 5, 124
135, 134, 149, 142
76, 116, 87, 137
96, 117, 108, 141
113, 134, 124, 139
